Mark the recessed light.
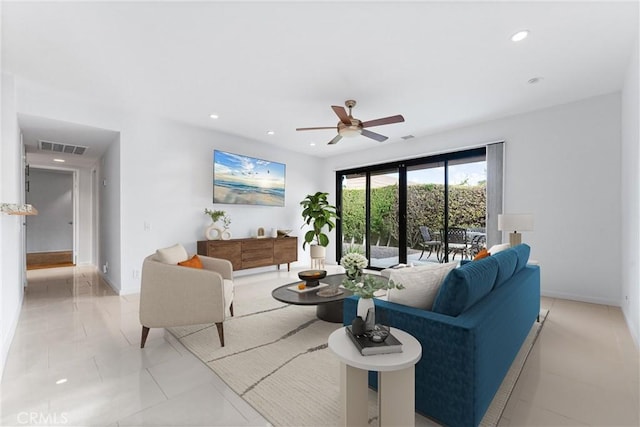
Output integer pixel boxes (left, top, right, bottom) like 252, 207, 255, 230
310, 142, 316, 146
267, 130, 275, 135
209, 114, 219, 119
528, 77, 543, 84
511, 30, 529, 42
56, 378, 67, 385
53, 158, 65, 163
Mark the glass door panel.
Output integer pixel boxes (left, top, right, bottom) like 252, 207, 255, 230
406, 162, 445, 265
445, 157, 487, 261
340, 173, 366, 258
369, 169, 399, 269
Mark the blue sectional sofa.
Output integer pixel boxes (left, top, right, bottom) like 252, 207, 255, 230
343, 244, 540, 427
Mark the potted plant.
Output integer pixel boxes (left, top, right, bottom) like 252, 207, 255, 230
300, 192, 339, 262
204, 208, 231, 240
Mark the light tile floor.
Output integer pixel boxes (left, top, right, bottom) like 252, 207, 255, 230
1, 266, 638, 426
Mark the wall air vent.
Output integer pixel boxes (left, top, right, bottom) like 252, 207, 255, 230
38, 140, 87, 155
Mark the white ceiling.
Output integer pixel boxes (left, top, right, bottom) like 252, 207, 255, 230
2, 1, 638, 167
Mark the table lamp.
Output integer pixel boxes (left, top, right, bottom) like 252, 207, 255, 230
498, 214, 533, 247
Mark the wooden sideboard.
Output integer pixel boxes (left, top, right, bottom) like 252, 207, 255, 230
197, 236, 297, 271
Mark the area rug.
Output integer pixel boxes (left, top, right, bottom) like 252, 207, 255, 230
169, 279, 548, 426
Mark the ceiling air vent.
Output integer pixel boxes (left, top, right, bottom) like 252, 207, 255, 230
38, 140, 87, 155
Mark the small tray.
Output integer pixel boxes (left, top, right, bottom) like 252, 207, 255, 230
287, 282, 329, 293
317, 288, 344, 297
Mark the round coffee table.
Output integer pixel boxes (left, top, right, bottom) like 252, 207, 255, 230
271, 273, 354, 323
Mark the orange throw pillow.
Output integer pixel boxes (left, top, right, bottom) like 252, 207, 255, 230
178, 254, 203, 269
473, 248, 490, 261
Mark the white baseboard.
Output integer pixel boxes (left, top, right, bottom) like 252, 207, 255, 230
99, 271, 121, 295
1, 289, 24, 380
541, 290, 621, 307
623, 309, 639, 349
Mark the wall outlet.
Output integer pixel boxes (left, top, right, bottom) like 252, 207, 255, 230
102, 264, 108, 274
133, 269, 140, 279
144, 221, 151, 231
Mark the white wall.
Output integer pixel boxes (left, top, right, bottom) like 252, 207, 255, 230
99, 136, 121, 290
77, 167, 94, 265
26, 169, 73, 252
117, 114, 321, 293
621, 35, 639, 347
323, 93, 623, 307
0, 71, 24, 379
11, 80, 324, 294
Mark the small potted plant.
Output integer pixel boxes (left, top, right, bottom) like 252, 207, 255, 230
204, 208, 231, 240
300, 192, 339, 262
342, 274, 404, 330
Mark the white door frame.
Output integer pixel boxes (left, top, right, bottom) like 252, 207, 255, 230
26, 165, 79, 266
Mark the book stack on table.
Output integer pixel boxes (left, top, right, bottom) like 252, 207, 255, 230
345, 325, 403, 356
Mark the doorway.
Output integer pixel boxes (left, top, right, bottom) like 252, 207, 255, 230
25, 168, 76, 269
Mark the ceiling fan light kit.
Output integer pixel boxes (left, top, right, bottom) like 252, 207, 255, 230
296, 99, 404, 145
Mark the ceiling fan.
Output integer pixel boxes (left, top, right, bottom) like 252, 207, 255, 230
296, 100, 405, 145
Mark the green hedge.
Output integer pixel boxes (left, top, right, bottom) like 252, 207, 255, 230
341, 183, 486, 248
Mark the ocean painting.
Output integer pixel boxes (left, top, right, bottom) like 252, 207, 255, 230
213, 150, 285, 206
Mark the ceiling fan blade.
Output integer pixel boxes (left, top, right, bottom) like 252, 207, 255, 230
328, 134, 343, 145
331, 106, 351, 125
296, 126, 336, 131
361, 129, 388, 142
361, 114, 405, 128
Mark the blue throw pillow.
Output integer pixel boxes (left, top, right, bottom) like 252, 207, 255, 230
511, 244, 531, 273
492, 249, 518, 289
432, 257, 499, 316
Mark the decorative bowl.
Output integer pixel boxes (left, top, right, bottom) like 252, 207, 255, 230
277, 229, 293, 237
298, 270, 327, 287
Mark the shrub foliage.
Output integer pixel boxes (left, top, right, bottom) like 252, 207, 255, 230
341, 183, 486, 248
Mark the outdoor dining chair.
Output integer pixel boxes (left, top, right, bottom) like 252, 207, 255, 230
418, 226, 441, 260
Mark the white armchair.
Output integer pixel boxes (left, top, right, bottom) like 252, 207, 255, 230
139, 245, 234, 348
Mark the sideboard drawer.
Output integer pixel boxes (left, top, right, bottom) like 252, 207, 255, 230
197, 240, 242, 270
274, 238, 297, 264
197, 236, 297, 272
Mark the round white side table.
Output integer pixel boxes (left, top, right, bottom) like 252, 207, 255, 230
328, 327, 422, 427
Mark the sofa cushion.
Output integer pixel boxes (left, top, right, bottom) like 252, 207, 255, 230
432, 257, 499, 316
178, 254, 203, 269
492, 249, 518, 289
156, 243, 189, 264
473, 248, 490, 261
488, 243, 510, 254
387, 262, 458, 310
511, 243, 531, 273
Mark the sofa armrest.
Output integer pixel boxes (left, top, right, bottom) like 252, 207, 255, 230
140, 256, 226, 328
199, 255, 233, 280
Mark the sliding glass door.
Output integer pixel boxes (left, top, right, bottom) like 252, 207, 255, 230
336, 147, 489, 269
406, 162, 445, 264
368, 168, 400, 268
445, 156, 487, 262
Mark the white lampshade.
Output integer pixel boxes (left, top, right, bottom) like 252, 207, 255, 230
498, 214, 534, 247
498, 214, 534, 232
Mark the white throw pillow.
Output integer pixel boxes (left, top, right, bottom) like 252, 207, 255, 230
488, 243, 510, 255
156, 243, 189, 264
386, 262, 457, 310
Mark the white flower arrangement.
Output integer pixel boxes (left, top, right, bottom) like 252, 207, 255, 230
340, 253, 368, 278
341, 274, 404, 299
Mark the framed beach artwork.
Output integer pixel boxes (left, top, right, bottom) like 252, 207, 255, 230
213, 150, 286, 206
